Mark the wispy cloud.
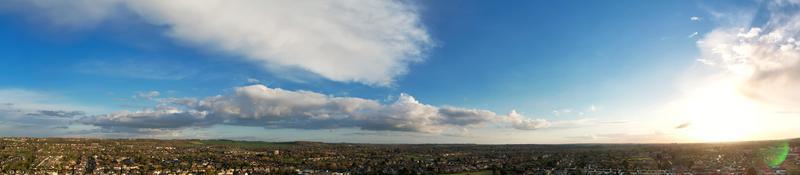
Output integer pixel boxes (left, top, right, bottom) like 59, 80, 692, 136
588, 105, 599, 112
507, 110, 551, 130
246, 78, 262, 84
551, 109, 573, 116
688, 32, 699, 38
26, 110, 86, 118
551, 105, 601, 117
134, 91, 160, 100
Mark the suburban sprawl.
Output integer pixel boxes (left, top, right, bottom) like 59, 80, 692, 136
0, 138, 798, 174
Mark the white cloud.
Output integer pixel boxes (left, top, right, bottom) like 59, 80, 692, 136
507, 110, 551, 130
246, 78, 262, 84
688, 32, 699, 38
506, 107, 624, 131
690, 16, 701, 21
9, 0, 432, 86
551, 108, 573, 116
134, 91, 160, 100
588, 105, 600, 112
696, 5, 800, 107
551, 107, 599, 117
696, 58, 716, 65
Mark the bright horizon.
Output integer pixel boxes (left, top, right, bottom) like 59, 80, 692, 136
1, 0, 800, 144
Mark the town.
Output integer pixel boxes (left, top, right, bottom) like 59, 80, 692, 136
0, 137, 798, 174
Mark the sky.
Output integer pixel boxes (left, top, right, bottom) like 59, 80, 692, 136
0, 0, 799, 144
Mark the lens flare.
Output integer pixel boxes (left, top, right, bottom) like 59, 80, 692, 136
762, 141, 789, 168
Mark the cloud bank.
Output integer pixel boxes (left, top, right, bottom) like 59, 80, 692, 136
81, 85, 552, 134
8, 0, 432, 85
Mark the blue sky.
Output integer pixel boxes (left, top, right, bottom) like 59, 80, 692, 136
0, 0, 798, 143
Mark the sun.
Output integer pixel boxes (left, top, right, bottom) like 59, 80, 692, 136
672, 77, 767, 142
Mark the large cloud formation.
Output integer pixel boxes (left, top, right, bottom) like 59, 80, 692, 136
81, 85, 549, 134
697, 1, 800, 107
7, 0, 432, 85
